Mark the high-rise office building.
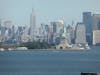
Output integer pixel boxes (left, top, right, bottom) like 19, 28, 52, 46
50, 22, 57, 43
45, 25, 49, 33
75, 22, 87, 44
50, 22, 57, 33
92, 14, 100, 30
50, 20, 64, 43
66, 25, 74, 44
38, 24, 46, 42
92, 14, 100, 45
30, 8, 36, 42
21, 25, 30, 42
83, 12, 93, 45
51, 21, 64, 36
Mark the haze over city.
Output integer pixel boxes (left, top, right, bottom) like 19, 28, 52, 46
0, 0, 100, 26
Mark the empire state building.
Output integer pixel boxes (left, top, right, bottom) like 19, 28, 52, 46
30, 8, 36, 41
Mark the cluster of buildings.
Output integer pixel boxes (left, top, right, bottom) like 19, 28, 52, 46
83, 12, 100, 45
0, 20, 30, 43
0, 9, 35, 43
37, 12, 100, 46
0, 11, 100, 46
37, 20, 75, 44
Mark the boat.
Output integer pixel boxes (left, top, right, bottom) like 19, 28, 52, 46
77, 44, 85, 50
0, 48, 5, 51
85, 44, 90, 49
16, 47, 28, 50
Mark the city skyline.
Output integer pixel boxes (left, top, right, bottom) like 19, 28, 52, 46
0, 0, 100, 27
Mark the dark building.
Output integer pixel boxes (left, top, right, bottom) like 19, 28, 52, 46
83, 12, 93, 45
92, 14, 100, 30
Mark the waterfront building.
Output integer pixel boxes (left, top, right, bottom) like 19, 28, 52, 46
30, 8, 36, 42
66, 25, 74, 44
50, 20, 64, 43
50, 22, 57, 43
0, 26, 6, 42
83, 12, 100, 45
93, 30, 100, 45
56, 20, 64, 37
83, 12, 93, 45
47, 25, 52, 43
16, 26, 25, 43
21, 25, 30, 42
44, 25, 49, 42
70, 26, 75, 44
33, 23, 49, 42
0, 20, 18, 43
11, 25, 19, 43
38, 24, 47, 42
2, 20, 13, 42
92, 14, 100, 45
75, 22, 87, 44
45, 25, 49, 33
92, 14, 100, 30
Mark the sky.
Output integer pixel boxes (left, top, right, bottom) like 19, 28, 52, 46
0, 0, 100, 27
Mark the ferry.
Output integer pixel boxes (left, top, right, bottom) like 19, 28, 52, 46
16, 47, 28, 50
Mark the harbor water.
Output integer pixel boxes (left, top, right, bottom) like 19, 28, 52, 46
0, 46, 100, 75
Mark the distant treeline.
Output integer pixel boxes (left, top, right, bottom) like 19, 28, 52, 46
19, 42, 56, 49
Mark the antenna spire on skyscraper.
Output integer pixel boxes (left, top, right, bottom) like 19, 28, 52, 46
30, 7, 36, 42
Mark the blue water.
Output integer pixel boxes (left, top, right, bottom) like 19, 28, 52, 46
0, 46, 100, 75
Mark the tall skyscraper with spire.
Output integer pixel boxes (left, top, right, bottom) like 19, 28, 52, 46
30, 8, 36, 42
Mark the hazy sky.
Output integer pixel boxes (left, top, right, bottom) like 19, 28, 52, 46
0, 0, 100, 27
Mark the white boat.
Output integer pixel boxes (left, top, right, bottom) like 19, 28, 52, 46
16, 47, 28, 50
85, 44, 90, 49
79, 47, 84, 50
0, 48, 5, 51
77, 44, 85, 50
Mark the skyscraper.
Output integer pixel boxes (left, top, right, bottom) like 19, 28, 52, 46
50, 21, 64, 43
83, 12, 93, 45
92, 14, 100, 30
30, 8, 36, 42
75, 22, 87, 44
92, 14, 100, 45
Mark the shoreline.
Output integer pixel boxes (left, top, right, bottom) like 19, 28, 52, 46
0, 48, 90, 51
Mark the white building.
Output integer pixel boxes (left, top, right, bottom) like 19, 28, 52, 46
93, 30, 100, 45
75, 23, 87, 44
21, 25, 30, 42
